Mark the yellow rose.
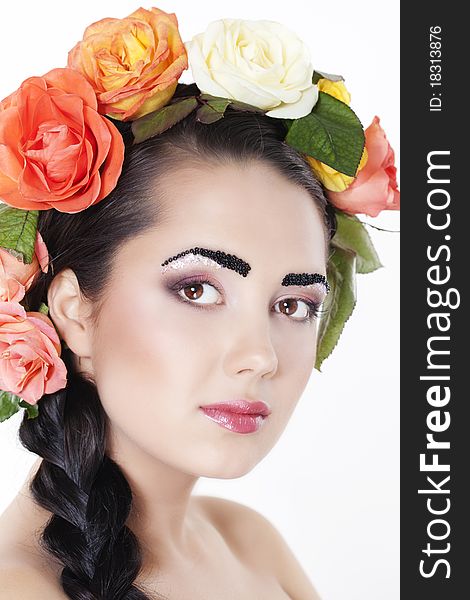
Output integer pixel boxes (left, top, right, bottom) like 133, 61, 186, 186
307, 147, 368, 192
317, 78, 351, 105
68, 7, 188, 121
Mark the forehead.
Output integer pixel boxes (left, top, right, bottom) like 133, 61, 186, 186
151, 161, 328, 268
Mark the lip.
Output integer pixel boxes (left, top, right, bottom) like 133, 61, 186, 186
199, 399, 271, 434
201, 399, 271, 416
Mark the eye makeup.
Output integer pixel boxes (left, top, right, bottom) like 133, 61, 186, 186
161, 246, 329, 294
168, 274, 323, 324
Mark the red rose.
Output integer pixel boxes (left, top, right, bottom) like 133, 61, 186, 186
0, 68, 124, 213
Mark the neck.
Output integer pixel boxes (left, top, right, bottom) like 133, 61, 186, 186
106, 423, 202, 568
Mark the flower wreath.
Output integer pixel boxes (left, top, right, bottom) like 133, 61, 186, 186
0, 7, 400, 422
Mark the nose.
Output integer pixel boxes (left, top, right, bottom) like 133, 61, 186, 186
223, 311, 279, 380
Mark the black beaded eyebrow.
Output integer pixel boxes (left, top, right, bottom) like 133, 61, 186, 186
161, 247, 329, 294
282, 273, 330, 294
161, 247, 251, 277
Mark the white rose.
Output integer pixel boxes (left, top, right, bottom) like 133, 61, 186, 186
185, 19, 318, 119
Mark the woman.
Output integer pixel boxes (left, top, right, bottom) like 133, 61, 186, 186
0, 8, 399, 599
0, 101, 333, 599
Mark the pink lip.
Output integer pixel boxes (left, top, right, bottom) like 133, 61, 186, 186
200, 399, 271, 434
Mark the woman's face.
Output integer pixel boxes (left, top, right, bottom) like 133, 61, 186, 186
84, 161, 328, 478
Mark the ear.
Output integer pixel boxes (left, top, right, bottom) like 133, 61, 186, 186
47, 268, 94, 360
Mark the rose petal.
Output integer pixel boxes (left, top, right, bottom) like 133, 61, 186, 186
96, 118, 125, 200
329, 169, 394, 217
52, 171, 102, 213
266, 84, 318, 118
43, 68, 98, 111
0, 108, 23, 174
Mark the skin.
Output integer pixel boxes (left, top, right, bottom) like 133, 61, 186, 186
0, 160, 327, 598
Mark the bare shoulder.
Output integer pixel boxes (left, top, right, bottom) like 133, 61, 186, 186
0, 564, 68, 599
0, 460, 66, 598
194, 495, 322, 600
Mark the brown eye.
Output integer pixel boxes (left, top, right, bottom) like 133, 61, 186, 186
182, 283, 203, 301
280, 299, 303, 317
178, 281, 220, 304
274, 298, 318, 321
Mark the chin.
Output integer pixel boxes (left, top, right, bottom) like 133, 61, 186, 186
193, 449, 264, 480
200, 464, 257, 480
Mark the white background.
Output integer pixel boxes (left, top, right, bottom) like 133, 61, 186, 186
0, 1, 400, 599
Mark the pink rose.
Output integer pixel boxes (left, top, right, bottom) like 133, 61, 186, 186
328, 116, 400, 217
0, 301, 67, 404
0, 232, 49, 303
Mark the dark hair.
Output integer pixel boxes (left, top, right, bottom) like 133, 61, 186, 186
18, 107, 337, 599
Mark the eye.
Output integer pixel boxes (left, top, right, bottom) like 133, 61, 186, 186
171, 275, 321, 323
274, 298, 321, 323
176, 278, 222, 306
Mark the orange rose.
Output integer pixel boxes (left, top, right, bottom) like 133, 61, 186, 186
328, 116, 400, 217
68, 7, 188, 121
0, 68, 124, 213
0, 232, 49, 303
0, 301, 67, 404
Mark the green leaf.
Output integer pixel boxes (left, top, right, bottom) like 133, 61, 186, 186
18, 400, 39, 419
0, 205, 39, 264
38, 302, 49, 316
196, 105, 224, 124
333, 211, 383, 274
0, 390, 22, 422
132, 97, 199, 144
225, 98, 266, 114
285, 91, 364, 177
199, 94, 230, 109
196, 96, 231, 124
0, 391, 39, 422
312, 70, 345, 84
315, 245, 357, 371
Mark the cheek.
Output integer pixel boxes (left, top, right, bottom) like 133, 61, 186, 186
89, 290, 218, 425
270, 324, 317, 418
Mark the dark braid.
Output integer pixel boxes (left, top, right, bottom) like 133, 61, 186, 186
17, 107, 336, 599
19, 348, 156, 599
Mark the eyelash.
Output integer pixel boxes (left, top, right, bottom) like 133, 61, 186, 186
168, 274, 323, 324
